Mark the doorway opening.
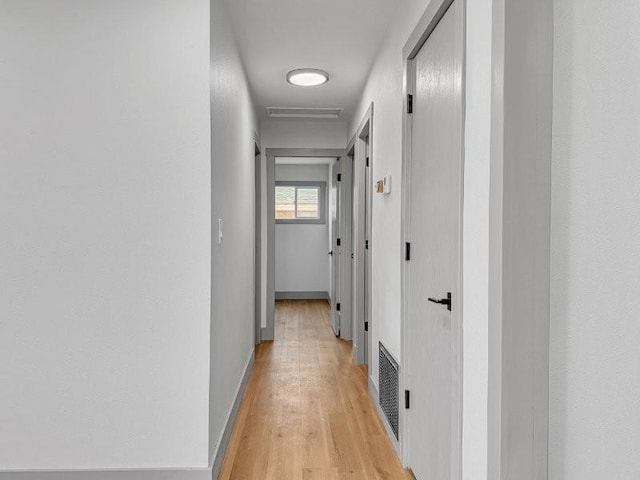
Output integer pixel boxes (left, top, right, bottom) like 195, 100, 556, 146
265, 148, 347, 341
348, 104, 374, 366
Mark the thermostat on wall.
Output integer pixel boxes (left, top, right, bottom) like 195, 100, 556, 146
376, 175, 391, 195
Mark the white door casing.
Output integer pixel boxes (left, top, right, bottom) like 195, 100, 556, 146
265, 148, 346, 341
363, 135, 371, 366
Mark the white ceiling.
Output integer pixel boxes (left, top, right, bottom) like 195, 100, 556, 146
221, 0, 398, 122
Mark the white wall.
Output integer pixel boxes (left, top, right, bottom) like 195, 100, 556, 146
275, 163, 330, 293
0, 0, 211, 470
349, 1, 492, 477
349, 13, 402, 392
550, 1, 640, 478
209, 0, 258, 465
261, 119, 347, 150
461, 2, 491, 477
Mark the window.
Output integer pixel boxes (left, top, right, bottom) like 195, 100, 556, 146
275, 181, 326, 224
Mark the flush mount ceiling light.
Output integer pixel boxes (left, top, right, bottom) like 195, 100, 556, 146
286, 68, 329, 87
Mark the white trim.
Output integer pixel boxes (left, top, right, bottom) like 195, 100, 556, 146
487, 0, 553, 478
0, 352, 260, 480
350, 103, 374, 367
254, 141, 262, 344
265, 148, 346, 342
487, 1, 505, 476
274, 181, 327, 225
275, 291, 330, 301
0, 469, 211, 480
368, 376, 400, 458
210, 349, 255, 478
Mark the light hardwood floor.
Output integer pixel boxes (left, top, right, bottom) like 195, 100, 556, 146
219, 300, 414, 480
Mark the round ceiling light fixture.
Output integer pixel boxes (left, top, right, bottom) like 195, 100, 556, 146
286, 68, 329, 87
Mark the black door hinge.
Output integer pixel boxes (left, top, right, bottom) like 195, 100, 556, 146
407, 94, 413, 114
336, 302, 341, 311
337, 238, 341, 246
364, 321, 369, 332
365, 240, 369, 250
337, 173, 342, 182
405, 390, 410, 409
366, 157, 370, 167
405, 242, 411, 261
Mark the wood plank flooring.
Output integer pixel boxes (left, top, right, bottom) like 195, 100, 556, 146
219, 300, 413, 480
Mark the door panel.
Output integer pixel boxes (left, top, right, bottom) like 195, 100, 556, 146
364, 138, 371, 365
330, 161, 340, 336
406, 2, 463, 479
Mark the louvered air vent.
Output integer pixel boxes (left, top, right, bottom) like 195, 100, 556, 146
266, 107, 343, 119
379, 342, 399, 440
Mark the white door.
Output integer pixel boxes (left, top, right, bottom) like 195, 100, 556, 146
406, 1, 463, 479
364, 138, 371, 364
330, 161, 341, 336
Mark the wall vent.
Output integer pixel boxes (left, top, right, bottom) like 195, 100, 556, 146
266, 107, 343, 119
379, 342, 399, 439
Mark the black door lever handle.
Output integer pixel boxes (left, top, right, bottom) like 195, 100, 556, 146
428, 292, 452, 311
328, 250, 334, 256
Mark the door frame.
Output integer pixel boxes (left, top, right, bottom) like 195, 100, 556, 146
348, 103, 374, 366
400, 0, 466, 473
265, 148, 347, 341
254, 140, 262, 344
487, 1, 552, 478
399, 0, 553, 477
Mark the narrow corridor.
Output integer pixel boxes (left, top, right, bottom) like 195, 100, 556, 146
219, 300, 413, 479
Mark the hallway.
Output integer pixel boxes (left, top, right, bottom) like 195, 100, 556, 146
3, 1, 640, 478
219, 300, 413, 480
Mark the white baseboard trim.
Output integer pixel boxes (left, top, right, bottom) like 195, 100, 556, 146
210, 348, 255, 479
368, 375, 401, 458
275, 291, 330, 301
2, 351, 256, 480
0, 469, 211, 480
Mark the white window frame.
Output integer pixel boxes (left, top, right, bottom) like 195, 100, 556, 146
275, 181, 326, 224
